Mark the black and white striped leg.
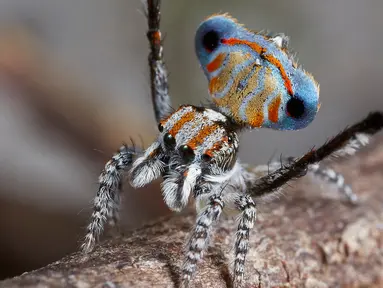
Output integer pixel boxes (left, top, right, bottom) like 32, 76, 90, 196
308, 163, 357, 204
81, 145, 136, 253
250, 131, 374, 203
146, 0, 173, 123
182, 194, 224, 287
233, 195, 257, 286
305, 132, 374, 204
108, 183, 121, 227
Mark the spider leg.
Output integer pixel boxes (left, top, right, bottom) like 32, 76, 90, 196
308, 163, 357, 203
233, 194, 257, 286
182, 193, 224, 287
82, 145, 137, 253
146, 0, 172, 123
305, 133, 371, 203
251, 158, 357, 203
108, 183, 121, 227
247, 111, 383, 198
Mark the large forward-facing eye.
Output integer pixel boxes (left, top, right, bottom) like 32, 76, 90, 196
163, 133, 176, 148
179, 145, 195, 163
286, 97, 305, 119
202, 30, 220, 52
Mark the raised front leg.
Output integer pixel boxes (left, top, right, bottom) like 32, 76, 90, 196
146, 0, 172, 123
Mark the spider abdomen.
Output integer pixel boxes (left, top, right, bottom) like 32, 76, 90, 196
195, 14, 320, 131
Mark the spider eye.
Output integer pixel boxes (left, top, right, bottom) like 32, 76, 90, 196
228, 135, 233, 144
202, 30, 220, 52
179, 145, 195, 162
163, 133, 176, 147
286, 97, 305, 119
158, 123, 164, 132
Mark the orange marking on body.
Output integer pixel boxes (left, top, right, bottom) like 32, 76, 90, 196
248, 113, 264, 127
245, 67, 275, 128
204, 150, 214, 158
221, 38, 294, 96
221, 38, 266, 55
169, 111, 196, 136
153, 31, 161, 45
187, 124, 219, 150
263, 54, 294, 96
204, 141, 223, 157
209, 76, 219, 94
149, 148, 159, 158
160, 105, 190, 126
183, 170, 188, 177
206, 53, 226, 73
268, 95, 281, 123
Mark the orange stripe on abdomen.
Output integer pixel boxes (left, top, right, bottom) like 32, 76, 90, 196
221, 38, 294, 96
245, 67, 276, 127
263, 54, 293, 96
206, 53, 226, 73
209, 76, 219, 94
268, 95, 281, 123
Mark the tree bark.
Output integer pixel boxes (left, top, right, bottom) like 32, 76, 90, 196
1, 141, 383, 288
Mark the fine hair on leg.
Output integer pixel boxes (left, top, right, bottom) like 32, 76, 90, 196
182, 194, 224, 287
81, 145, 137, 253
248, 112, 383, 198
146, 0, 173, 122
233, 194, 257, 285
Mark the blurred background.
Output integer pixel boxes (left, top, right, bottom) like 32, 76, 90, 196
0, 0, 382, 280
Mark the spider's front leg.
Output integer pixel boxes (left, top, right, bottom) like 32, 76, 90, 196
82, 0, 171, 253
82, 145, 137, 253
82, 141, 165, 253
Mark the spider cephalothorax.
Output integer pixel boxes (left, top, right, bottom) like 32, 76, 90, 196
82, 1, 383, 287
129, 104, 239, 212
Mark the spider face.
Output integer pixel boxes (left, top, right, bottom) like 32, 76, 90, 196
130, 105, 239, 211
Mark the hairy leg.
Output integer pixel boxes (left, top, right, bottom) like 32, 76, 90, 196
247, 111, 383, 198
250, 157, 357, 203
233, 194, 257, 285
308, 163, 357, 203
82, 145, 137, 253
146, 0, 172, 123
108, 183, 121, 227
182, 194, 224, 287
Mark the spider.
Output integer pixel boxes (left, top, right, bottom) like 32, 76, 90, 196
81, 0, 383, 286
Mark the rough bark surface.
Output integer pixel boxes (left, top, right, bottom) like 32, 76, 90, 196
1, 141, 383, 288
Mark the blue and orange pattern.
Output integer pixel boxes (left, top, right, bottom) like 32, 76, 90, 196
195, 14, 320, 130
